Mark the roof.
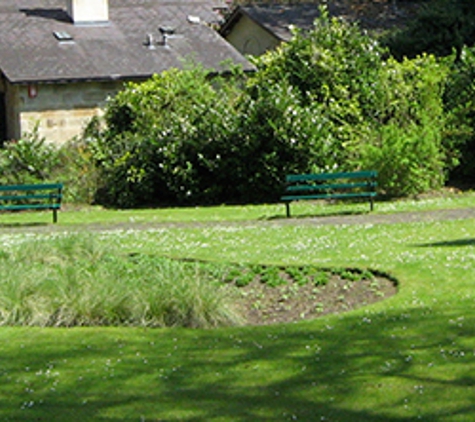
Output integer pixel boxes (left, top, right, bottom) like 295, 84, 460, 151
220, 4, 322, 42
220, 2, 422, 42
0, 0, 254, 84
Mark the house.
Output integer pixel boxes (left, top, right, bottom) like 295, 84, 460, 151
0, 0, 253, 144
220, 1, 421, 57
220, 3, 322, 56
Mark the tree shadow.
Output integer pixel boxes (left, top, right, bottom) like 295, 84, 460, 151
264, 209, 368, 221
0, 222, 48, 228
2, 304, 475, 421
415, 238, 475, 247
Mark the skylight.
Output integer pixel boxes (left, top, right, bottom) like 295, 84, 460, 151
53, 31, 74, 42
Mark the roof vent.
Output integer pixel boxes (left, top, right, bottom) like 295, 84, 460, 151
187, 15, 201, 25
144, 34, 156, 50
159, 26, 175, 47
67, 0, 109, 25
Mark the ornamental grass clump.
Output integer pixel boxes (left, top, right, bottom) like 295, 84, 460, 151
0, 234, 241, 328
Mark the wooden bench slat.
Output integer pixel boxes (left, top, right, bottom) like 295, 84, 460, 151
282, 171, 377, 217
286, 182, 376, 192
282, 192, 377, 201
0, 183, 63, 192
0, 194, 62, 201
0, 204, 61, 210
286, 171, 377, 183
0, 183, 63, 223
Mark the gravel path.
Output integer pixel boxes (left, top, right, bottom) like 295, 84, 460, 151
2, 207, 475, 234
274, 207, 475, 226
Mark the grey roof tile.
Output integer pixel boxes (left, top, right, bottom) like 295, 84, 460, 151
221, 2, 421, 43
0, 0, 253, 84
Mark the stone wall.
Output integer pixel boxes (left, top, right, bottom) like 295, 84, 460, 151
10, 80, 124, 144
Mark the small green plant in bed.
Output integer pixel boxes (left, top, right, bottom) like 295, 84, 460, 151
284, 266, 310, 286
208, 262, 340, 289
279, 266, 328, 286
312, 269, 331, 286
218, 263, 288, 288
221, 264, 255, 287
259, 266, 286, 287
331, 267, 374, 282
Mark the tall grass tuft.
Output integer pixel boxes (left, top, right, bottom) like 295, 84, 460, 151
0, 234, 241, 328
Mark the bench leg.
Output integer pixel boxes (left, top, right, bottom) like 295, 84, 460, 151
53, 209, 58, 224
370, 198, 374, 212
285, 202, 291, 218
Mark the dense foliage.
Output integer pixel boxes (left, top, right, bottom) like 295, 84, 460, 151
0, 126, 60, 186
443, 47, 475, 181
247, 10, 449, 196
384, 0, 475, 60
0, 126, 98, 204
93, 66, 249, 207
247, 9, 383, 173
353, 55, 449, 195
92, 8, 451, 207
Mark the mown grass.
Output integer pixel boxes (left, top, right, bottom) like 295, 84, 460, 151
0, 195, 475, 420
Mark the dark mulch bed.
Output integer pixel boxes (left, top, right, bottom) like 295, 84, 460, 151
231, 273, 397, 326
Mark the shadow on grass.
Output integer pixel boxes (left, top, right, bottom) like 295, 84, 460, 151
416, 238, 475, 247
264, 209, 368, 221
0, 222, 48, 228
1, 303, 475, 421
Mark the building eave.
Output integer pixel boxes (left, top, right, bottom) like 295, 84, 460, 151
219, 5, 282, 41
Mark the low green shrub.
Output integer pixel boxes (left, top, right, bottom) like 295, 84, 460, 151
0, 125, 101, 205
0, 125, 61, 186
57, 134, 102, 205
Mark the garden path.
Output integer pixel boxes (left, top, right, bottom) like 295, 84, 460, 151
3, 206, 475, 234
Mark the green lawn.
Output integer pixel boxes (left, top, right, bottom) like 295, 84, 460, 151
0, 195, 475, 421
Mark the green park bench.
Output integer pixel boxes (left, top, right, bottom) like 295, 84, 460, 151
281, 170, 377, 217
0, 183, 63, 223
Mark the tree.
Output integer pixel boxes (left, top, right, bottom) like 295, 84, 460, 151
248, 6, 384, 173
384, 0, 475, 60
87, 6, 452, 207
443, 47, 475, 181
94, 65, 244, 207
